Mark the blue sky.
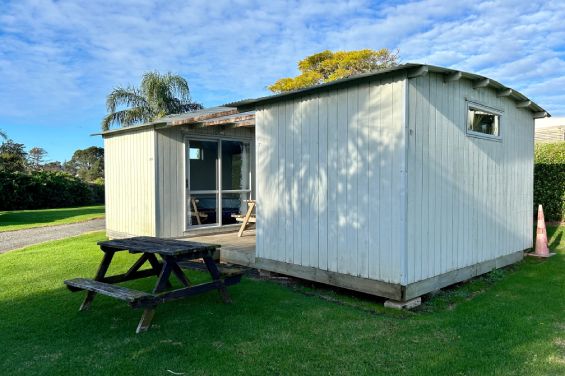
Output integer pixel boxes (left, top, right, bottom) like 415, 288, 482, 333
1, 0, 564, 162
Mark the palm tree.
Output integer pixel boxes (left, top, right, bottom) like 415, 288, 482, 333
0, 130, 6, 140
102, 72, 203, 131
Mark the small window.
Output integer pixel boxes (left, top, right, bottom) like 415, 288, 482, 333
466, 102, 502, 140
189, 147, 203, 160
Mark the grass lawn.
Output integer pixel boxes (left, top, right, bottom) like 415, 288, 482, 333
0, 205, 105, 232
0, 227, 563, 375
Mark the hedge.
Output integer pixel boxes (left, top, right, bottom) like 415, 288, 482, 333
0, 171, 104, 211
534, 142, 565, 222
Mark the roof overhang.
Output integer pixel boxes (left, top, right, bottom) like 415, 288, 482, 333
94, 107, 255, 137
227, 63, 550, 117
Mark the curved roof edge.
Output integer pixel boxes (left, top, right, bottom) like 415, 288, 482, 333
226, 63, 549, 118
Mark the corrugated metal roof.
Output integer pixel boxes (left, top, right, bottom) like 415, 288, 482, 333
96, 63, 549, 137
226, 63, 549, 116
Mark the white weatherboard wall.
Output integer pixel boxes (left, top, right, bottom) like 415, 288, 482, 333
104, 128, 157, 237
406, 73, 534, 284
155, 127, 184, 238
256, 74, 407, 284
255, 70, 536, 298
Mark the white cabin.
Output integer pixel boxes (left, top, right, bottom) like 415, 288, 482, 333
102, 63, 549, 302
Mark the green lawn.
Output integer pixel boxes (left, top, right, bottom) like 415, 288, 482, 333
0, 205, 105, 232
0, 227, 563, 375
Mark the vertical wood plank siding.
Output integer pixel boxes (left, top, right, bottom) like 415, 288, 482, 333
104, 128, 156, 236
155, 128, 183, 238
406, 73, 534, 284
256, 75, 406, 283
155, 126, 255, 238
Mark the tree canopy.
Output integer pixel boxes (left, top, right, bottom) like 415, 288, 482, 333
102, 72, 203, 131
27, 147, 47, 171
268, 49, 399, 93
63, 146, 104, 182
0, 140, 27, 173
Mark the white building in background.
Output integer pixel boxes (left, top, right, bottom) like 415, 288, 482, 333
535, 116, 565, 142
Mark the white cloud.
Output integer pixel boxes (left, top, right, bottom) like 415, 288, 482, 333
0, 0, 564, 129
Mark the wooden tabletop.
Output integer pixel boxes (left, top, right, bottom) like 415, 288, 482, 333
97, 236, 220, 256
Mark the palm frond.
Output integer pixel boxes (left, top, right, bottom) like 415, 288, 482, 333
0, 129, 7, 140
141, 71, 196, 115
163, 73, 191, 102
101, 107, 151, 131
178, 101, 203, 112
141, 72, 168, 114
105, 87, 148, 113
103, 71, 201, 129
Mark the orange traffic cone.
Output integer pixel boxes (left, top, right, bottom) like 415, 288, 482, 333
528, 205, 555, 258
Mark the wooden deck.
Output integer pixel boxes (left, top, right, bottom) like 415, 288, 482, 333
181, 230, 256, 267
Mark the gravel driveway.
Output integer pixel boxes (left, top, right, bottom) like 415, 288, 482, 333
0, 218, 105, 254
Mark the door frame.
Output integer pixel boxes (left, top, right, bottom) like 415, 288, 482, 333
184, 135, 252, 231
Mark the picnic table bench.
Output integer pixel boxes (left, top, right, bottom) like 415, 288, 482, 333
64, 236, 246, 333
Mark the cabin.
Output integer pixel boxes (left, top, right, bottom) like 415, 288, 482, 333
101, 63, 549, 304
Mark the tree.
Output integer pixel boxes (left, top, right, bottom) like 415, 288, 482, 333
268, 49, 399, 93
102, 72, 203, 131
0, 130, 6, 140
64, 146, 104, 181
27, 147, 47, 171
43, 161, 63, 172
0, 139, 27, 173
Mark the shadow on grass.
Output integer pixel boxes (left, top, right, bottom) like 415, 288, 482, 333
0, 206, 104, 227
2, 258, 564, 375
0, 228, 563, 375
549, 231, 563, 251
1, 274, 400, 375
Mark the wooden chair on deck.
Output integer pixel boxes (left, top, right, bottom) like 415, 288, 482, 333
190, 198, 208, 225
231, 200, 256, 237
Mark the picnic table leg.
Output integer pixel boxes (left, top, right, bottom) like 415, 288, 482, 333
165, 256, 191, 287
153, 256, 191, 293
203, 255, 232, 303
147, 254, 172, 288
153, 259, 174, 294
123, 253, 150, 279
136, 307, 156, 334
80, 250, 115, 311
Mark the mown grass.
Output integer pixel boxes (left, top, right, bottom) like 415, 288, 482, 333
0, 226, 563, 375
0, 205, 105, 232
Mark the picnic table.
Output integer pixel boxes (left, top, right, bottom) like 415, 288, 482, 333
64, 236, 245, 333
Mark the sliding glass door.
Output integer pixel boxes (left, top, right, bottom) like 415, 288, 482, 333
186, 138, 251, 228
187, 140, 219, 227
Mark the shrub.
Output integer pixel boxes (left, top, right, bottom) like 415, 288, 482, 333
88, 178, 105, 205
0, 171, 104, 211
534, 142, 565, 222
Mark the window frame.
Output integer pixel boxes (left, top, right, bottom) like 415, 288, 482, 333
465, 100, 503, 141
